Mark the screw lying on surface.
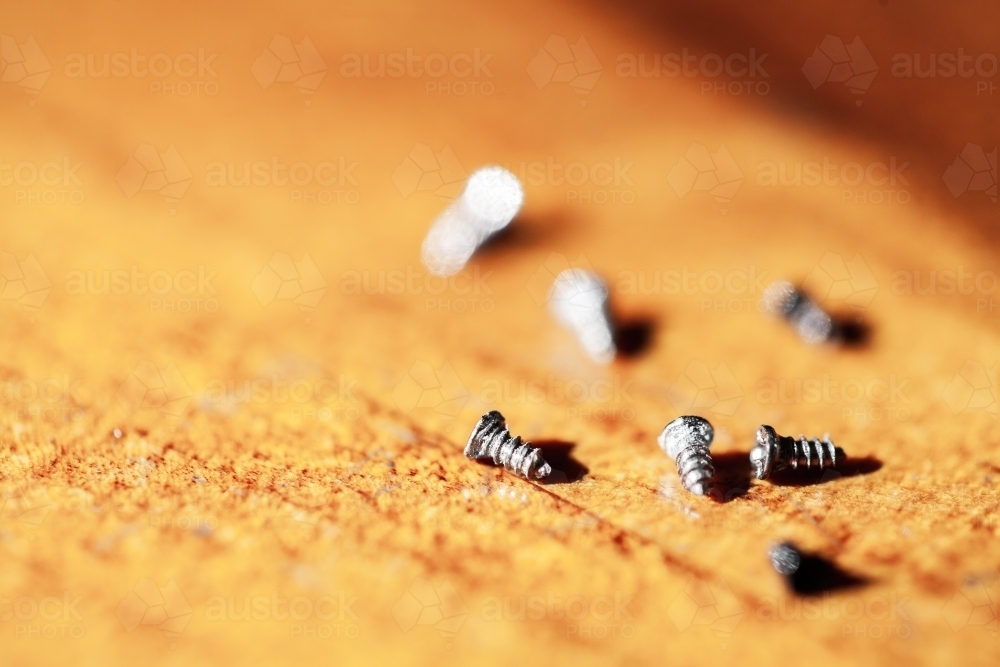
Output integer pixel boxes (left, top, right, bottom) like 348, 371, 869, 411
658, 415, 715, 496
465, 410, 552, 481
761, 280, 834, 344
421, 166, 524, 276
768, 541, 803, 577
750, 425, 844, 480
549, 269, 616, 364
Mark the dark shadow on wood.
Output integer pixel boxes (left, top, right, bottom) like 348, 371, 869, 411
533, 440, 589, 484
786, 552, 869, 596
708, 451, 752, 503
614, 315, 656, 359
769, 455, 882, 486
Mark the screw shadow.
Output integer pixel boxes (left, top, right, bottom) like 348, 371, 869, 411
708, 451, 753, 503
532, 440, 589, 484
832, 314, 873, 349
475, 210, 574, 255
783, 551, 869, 596
768, 455, 883, 487
613, 315, 657, 359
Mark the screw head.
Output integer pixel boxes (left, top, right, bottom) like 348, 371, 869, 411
750, 425, 778, 479
658, 415, 714, 459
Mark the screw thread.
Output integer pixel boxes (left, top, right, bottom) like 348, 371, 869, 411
783, 434, 841, 471
674, 444, 715, 496
465, 411, 552, 480
762, 281, 833, 344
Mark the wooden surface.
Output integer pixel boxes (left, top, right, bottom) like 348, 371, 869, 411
1, 1, 998, 665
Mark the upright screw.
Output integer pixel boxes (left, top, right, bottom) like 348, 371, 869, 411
464, 410, 552, 481
658, 416, 715, 496
421, 166, 524, 276
549, 269, 616, 364
768, 541, 803, 577
761, 280, 834, 344
750, 425, 844, 480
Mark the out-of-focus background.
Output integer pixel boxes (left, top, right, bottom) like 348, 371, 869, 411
1, 1, 998, 665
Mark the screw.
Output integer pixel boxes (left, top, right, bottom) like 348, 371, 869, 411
464, 410, 552, 480
421, 166, 524, 276
658, 415, 715, 496
762, 280, 834, 344
768, 541, 802, 577
549, 269, 616, 364
750, 425, 844, 480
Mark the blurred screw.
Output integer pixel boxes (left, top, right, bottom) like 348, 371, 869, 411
762, 281, 834, 344
421, 166, 524, 276
750, 425, 844, 480
658, 415, 715, 496
769, 541, 802, 576
465, 410, 552, 480
549, 269, 616, 364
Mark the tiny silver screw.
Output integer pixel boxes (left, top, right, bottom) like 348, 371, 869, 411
549, 269, 616, 364
768, 541, 802, 576
464, 410, 552, 480
750, 425, 844, 480
658, 415, 715, 496
762, 280, 834, 344
421, 166, 524, 276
